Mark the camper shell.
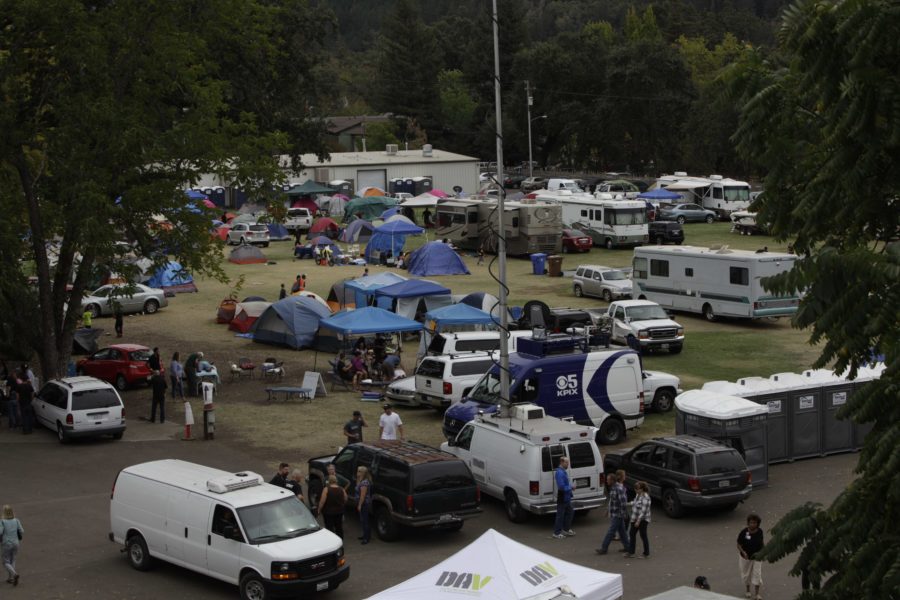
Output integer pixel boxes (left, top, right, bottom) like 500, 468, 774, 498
442, 406, 605, 522
443, 334, 645, 445
632, 245, 800, 321
109, 460, 348, 598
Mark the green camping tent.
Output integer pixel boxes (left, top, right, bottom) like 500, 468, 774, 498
343, 196, 398, 222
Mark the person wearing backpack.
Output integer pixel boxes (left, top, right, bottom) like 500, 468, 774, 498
1, 504, 24, 586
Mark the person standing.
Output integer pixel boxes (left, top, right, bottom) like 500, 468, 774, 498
114, 307, 124, 338
379, 403, 403, 441
6, 373, 20, 430
270, 463, 290, 488
1, 504, 24, 586
290, 274, 303, 293
596, 472, 629, 555
737, 513, 765, 600
356, 466, 373, 544
317, 475, 347, 538
343, 411, 367, 445
82, 308, 92, 329
279, 284, 287, 300
286, 470, 305, 504
552, 456, 575, 539
169, 352, 185, 400
624, 481, 651, 558
149, 347, 162, 372
149, 370, 167, 423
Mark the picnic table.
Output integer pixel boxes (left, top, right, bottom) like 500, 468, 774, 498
265, 386, 312, 403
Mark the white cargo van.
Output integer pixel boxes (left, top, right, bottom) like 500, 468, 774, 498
109, 460, 349, 598
442, 405, 605, 522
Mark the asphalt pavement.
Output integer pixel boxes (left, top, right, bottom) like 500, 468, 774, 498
1, 418, 855, 600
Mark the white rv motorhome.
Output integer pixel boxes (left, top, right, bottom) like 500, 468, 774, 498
653, 172, 751, 218
632, 245, 800, 321
533, 190, 648, 249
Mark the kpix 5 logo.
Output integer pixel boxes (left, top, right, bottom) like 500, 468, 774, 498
520, 561, 561, 586
435, 571, 492, 592
555, 374, 579, 397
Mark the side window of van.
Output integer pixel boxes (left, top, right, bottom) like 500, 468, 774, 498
455, 425, 475, 451
567, 442, 596, 468
633, 257, 648, 279
212, 505, 244, 542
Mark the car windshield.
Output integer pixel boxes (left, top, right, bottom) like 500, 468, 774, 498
288, 209, 308, 217
568, 229, 587, 237
130, 349, 152, 361
91, 287, 110, 298
468, 371, 503, 404
412, 462, 473, 492
696, 451, 746, 475
602, 270, 627, 281
72, 388, 121, 410
237, 497, 320, 544
626, 305, 668, 320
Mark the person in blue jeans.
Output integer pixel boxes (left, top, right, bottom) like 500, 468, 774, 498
552, 456, 575, 539
356, 466, 373, 544
596, 471, 630, 554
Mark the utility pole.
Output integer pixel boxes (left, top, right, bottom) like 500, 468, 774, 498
526, 80, 534, 179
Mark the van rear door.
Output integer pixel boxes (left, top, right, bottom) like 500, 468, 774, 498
566, 440, 603, 500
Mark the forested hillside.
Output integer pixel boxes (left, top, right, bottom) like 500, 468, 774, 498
314, 0, 792, 176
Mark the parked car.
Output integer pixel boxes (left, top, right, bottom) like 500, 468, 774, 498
503, 174, 526, 189
33, 376, 126, 443
479, 172, 497, 183
603, 435, 753, 518
284, 207, 313, 232
385, 376, 418, 407
648, 221, 685, 245
561, 228, 593, 253
573, 265, 633, 302
307, 441, 481, 541
607, 299, 684, 354
657, 203, 717, 224
520, 177, 547, 192
76, 344, 156, 390
227, 222, 270, 246
81, 283, 168, 318
415, 352, 497, 410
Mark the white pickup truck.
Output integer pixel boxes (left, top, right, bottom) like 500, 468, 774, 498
284, 207, 313, 232
607, 299, 684, 354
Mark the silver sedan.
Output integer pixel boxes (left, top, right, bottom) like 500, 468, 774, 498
81, 284, 169, 318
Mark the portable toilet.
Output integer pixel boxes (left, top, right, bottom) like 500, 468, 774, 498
802, 368, 855, 455
675, 390, 769, 486
735, 376, 792, 463
769, 372, 823, 460
412, 176, 433, 195
330, 179, 354, 196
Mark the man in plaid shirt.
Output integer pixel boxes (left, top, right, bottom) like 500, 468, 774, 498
596, 471, 630, 555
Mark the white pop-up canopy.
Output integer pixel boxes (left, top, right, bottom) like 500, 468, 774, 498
365, 529, 623, 600
400, 192, 441, 207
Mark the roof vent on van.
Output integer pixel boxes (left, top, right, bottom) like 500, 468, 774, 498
207, 472, 264, 494
510, 404, 545, 421
673, 171, 688, 177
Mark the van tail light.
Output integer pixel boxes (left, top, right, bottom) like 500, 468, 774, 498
406, 495, 414, 513
688, 477, 701, 491
476, 487, 481, 503
443, 382, 452, 395
121, 406, 125, 418
529, 481, 539, 496
66, 413, 74, 425
639, 392, 645, 414
746, 472, 752, 485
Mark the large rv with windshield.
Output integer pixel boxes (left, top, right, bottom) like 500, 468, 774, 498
653, 172, 751, 219
532, 190, 648, 249
632, 245, 800, 321
434, 198, 561, 255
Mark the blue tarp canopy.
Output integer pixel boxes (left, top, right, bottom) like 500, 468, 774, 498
343, 272, 407, 309
252, 295, 333, 349
424, 303, 496, 329
407, 241, 470, 276
638, 188, 682, 201
318, 306, 423, 336
373, 280, 451, 299
373, 219, 424, 235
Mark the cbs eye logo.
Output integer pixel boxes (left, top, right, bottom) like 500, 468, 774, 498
556, 375, 578, 390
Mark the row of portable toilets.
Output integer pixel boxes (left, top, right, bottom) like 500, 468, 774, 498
674, 363, 885, 486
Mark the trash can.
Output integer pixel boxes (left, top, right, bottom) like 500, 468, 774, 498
547, 255, 563, 277
530, 253, 547, 275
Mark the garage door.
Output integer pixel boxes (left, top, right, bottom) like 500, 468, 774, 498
357, 169, 386, 192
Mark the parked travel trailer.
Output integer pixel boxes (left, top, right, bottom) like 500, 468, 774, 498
632, 245, 800, 321
653, 172, 751, 218
533, 191, 648, 249
434, 198, 562, 255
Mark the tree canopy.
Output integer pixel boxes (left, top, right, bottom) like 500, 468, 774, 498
728, 0, 899, 596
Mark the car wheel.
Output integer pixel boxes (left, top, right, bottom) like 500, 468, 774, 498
87, 304, 101, 319
126, 534, 153, 571
670, 344, 683, 355
676, 216, 686, 224
57, 422, 68, 444
605, 238, 614, 250
115, 374, 128, 391
504, 489, 528, 523
602, 289, 612, 303
375, 505, 401, 542
573, 285, 583, 298
597, 418, 625, 445
705, 214, 715, 223
652, 389, 676, 413
702, 304, 716, 322
662, 488, 684, 518
112, 432, 124, 440
143, 299, 159, 314
239, 572, 267, 600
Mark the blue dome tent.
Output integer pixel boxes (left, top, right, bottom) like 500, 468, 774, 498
147, 261, 197, 295
252, 295, 333, 349
267, 222, 291, 241
407, 241, 470, 276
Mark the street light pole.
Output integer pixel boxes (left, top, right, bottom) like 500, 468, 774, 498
526, 81, 533, 179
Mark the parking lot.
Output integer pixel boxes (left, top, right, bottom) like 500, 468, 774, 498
2, 419, 855, 599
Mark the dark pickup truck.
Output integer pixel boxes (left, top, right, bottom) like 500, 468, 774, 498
603, 435, 752, 518
308, 441, 481, 541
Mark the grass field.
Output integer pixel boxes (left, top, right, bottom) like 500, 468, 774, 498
113, 220, 819, 472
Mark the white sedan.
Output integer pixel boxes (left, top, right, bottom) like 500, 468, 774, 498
81, 283, 168, 318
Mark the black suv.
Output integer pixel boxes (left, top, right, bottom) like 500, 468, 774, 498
308, 441, 481, 541
648, 221, 684, 245
603, 435, 752, 518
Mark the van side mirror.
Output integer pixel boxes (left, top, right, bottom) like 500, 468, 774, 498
222, 525, 236, 540
447, 439, 456, 447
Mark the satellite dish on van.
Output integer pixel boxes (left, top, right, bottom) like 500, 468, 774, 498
453, 185, 463, 194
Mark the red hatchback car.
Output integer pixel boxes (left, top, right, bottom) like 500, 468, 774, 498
76, 344, 156, 391
561, 228, 593, 253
